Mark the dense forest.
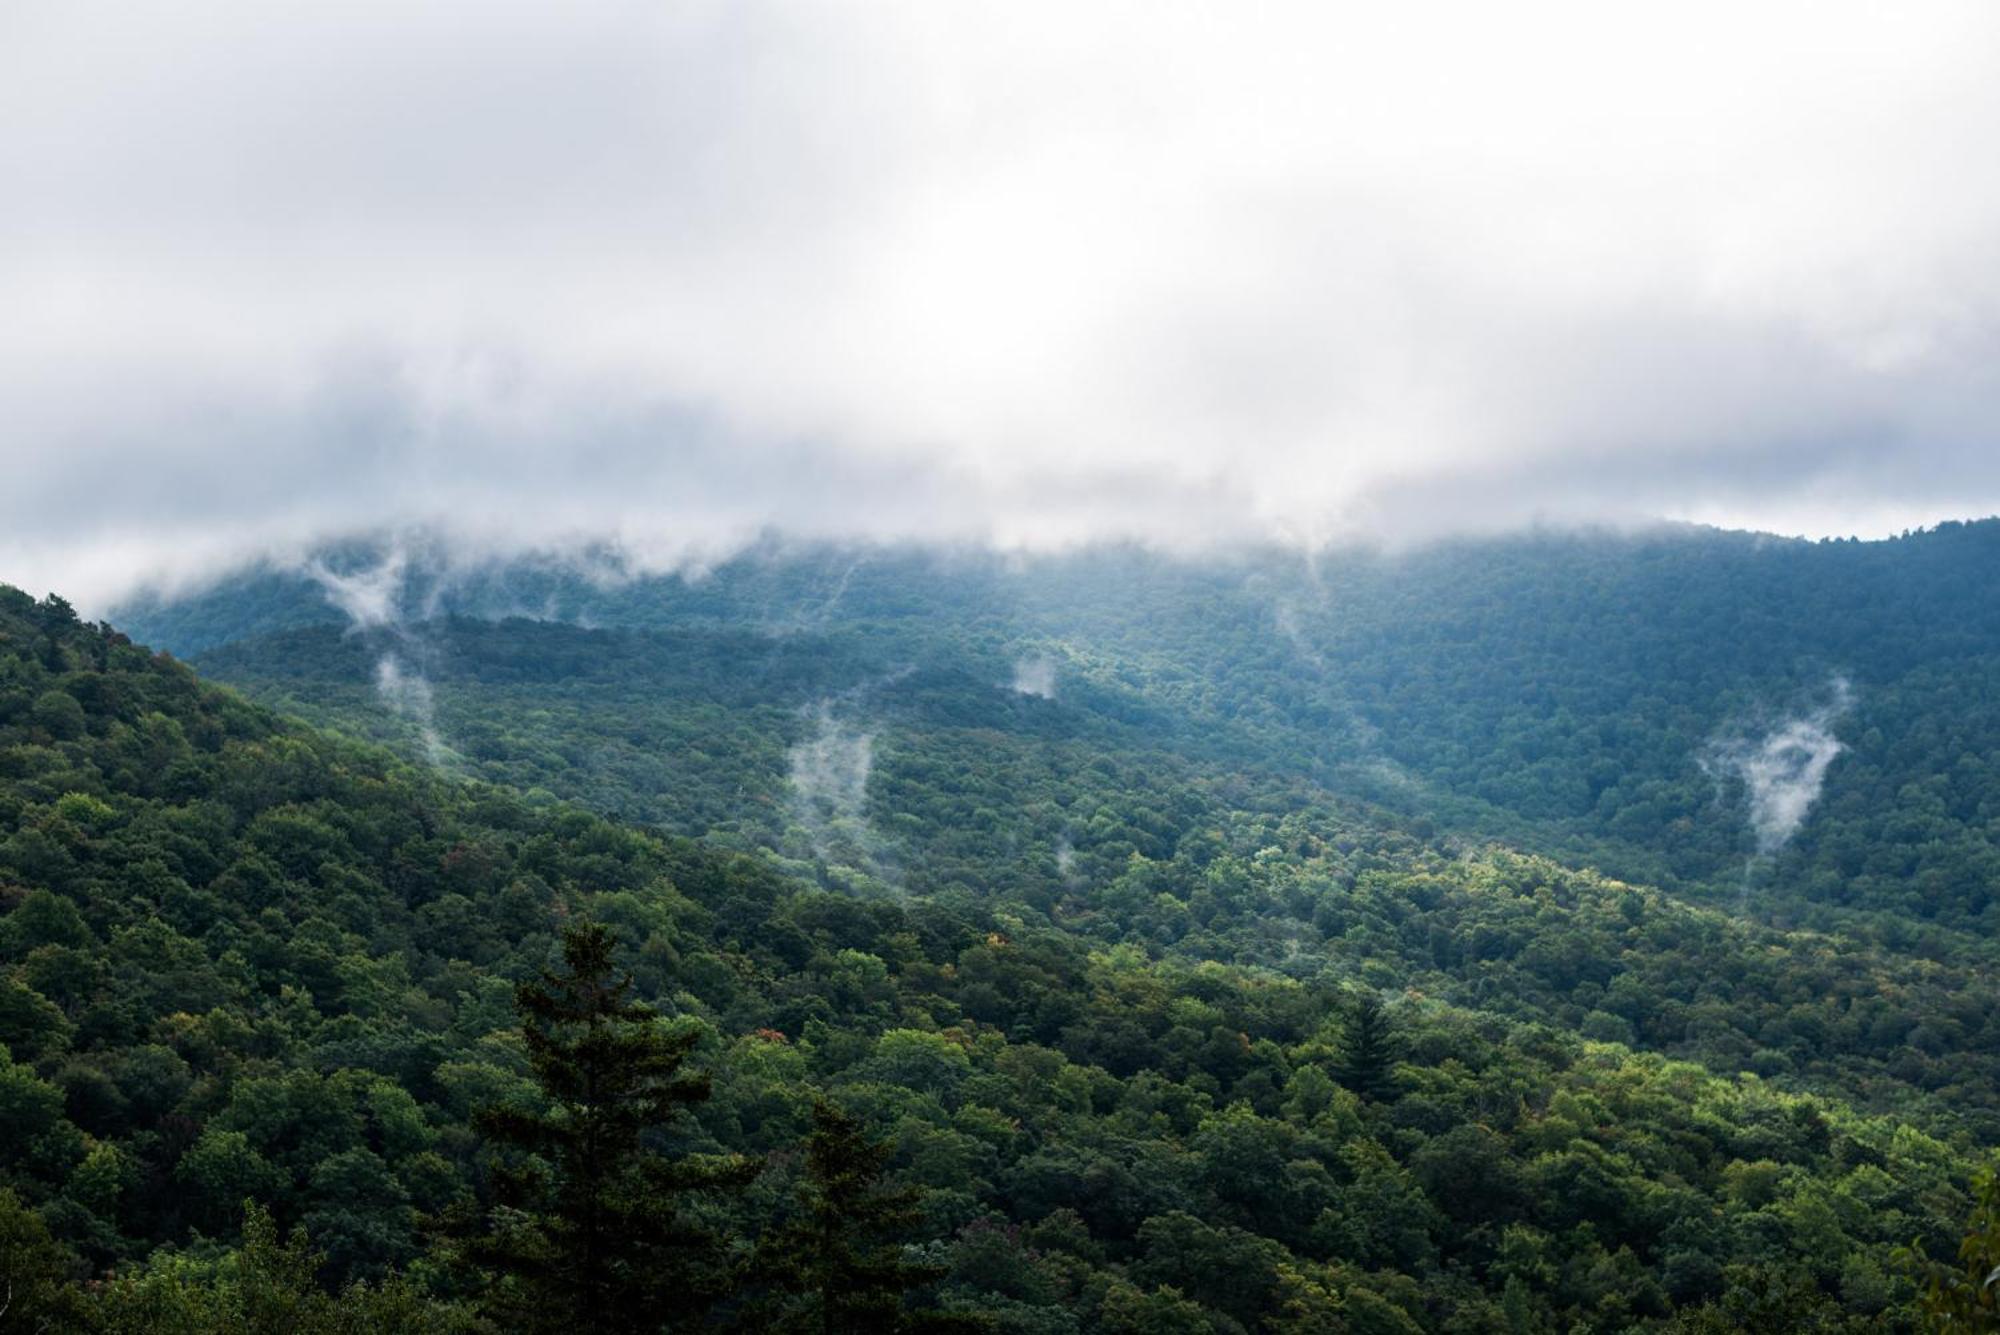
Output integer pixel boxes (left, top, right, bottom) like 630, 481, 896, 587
125, 521, 2000, 931
3, 524, 1997, 1330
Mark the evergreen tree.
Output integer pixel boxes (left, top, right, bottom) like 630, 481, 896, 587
473, 921, 755, 1334
1333, 994, 1399, 1103
743, 1099, 982, 1334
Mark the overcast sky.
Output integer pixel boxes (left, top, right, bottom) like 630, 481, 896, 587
7, 2, 2000, 608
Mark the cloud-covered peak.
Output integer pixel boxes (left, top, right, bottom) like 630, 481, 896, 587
7, 2, 2000, 608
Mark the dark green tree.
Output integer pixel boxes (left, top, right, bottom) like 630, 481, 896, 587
1332, 993, 1399, 1103
473, 921, 754, 1334
90, 1200, 475, 1334
743, 1098, 981, 1334
0, 1188, 86, 1333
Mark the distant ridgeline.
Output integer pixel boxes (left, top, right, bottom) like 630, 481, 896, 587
3, 573, 2000, 1329
119, 520, 2000, 932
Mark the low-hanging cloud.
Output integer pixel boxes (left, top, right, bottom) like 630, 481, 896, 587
8, 2, 2000, 609
306, 549, 412, 631
1010, 655, 1058, 700
303, 543, 451, 765
786, 702, 890, 876
1706, 678, 1854, 856
373, 652, 446, 767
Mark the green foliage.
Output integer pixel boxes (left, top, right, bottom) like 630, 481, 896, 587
742, 1098, 980, 1333
129, 524, 2000, 923
470, 921, 755, 1333
1331, 993, 1397, 1103
2, 535, 1998, 1334
0, 1186, 88, 1332
1915, 1159, 2000, 1331
88, 1200, 477, 1333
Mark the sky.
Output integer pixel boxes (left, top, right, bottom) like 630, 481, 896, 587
7, 1, 2000, 609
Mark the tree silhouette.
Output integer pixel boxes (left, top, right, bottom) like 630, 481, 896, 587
474, 921, 755, 1334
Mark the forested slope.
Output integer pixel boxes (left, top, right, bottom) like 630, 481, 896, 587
2, 579, 1997, 1329
125, 521, 2000, 932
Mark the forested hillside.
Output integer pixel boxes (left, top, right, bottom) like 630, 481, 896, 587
130, 521, 2000, 934
4, 532, 1998, 1330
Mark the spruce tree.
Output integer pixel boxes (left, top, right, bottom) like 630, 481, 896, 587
1332, 993, 1399, 1103
744, 1098, 982, 1334
473, 921, 755, 1334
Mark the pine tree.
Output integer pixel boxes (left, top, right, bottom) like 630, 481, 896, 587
1332, 993, 1399, 1103
473, 921, 755, 1334
744, 1098, 983, 1334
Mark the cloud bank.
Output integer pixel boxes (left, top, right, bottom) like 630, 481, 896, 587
7, 2, 2000, 608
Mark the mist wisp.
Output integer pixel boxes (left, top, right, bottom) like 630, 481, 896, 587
373, 652, 446, 766
303, 545, 451, 767
1705, 676, 1853, 902
787, 701, 894, 884
1010, 655, 1058, 699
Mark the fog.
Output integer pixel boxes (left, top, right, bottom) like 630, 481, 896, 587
7, 2, 2000, 609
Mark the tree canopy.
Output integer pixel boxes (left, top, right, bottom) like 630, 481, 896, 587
5, 523, 2000, 1331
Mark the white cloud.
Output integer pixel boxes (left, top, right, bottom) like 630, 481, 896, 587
5, 1, 2000, 608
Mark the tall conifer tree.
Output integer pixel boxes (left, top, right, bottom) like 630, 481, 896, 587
1333, 993, 1400, 1103
474, 921, 755, 1334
